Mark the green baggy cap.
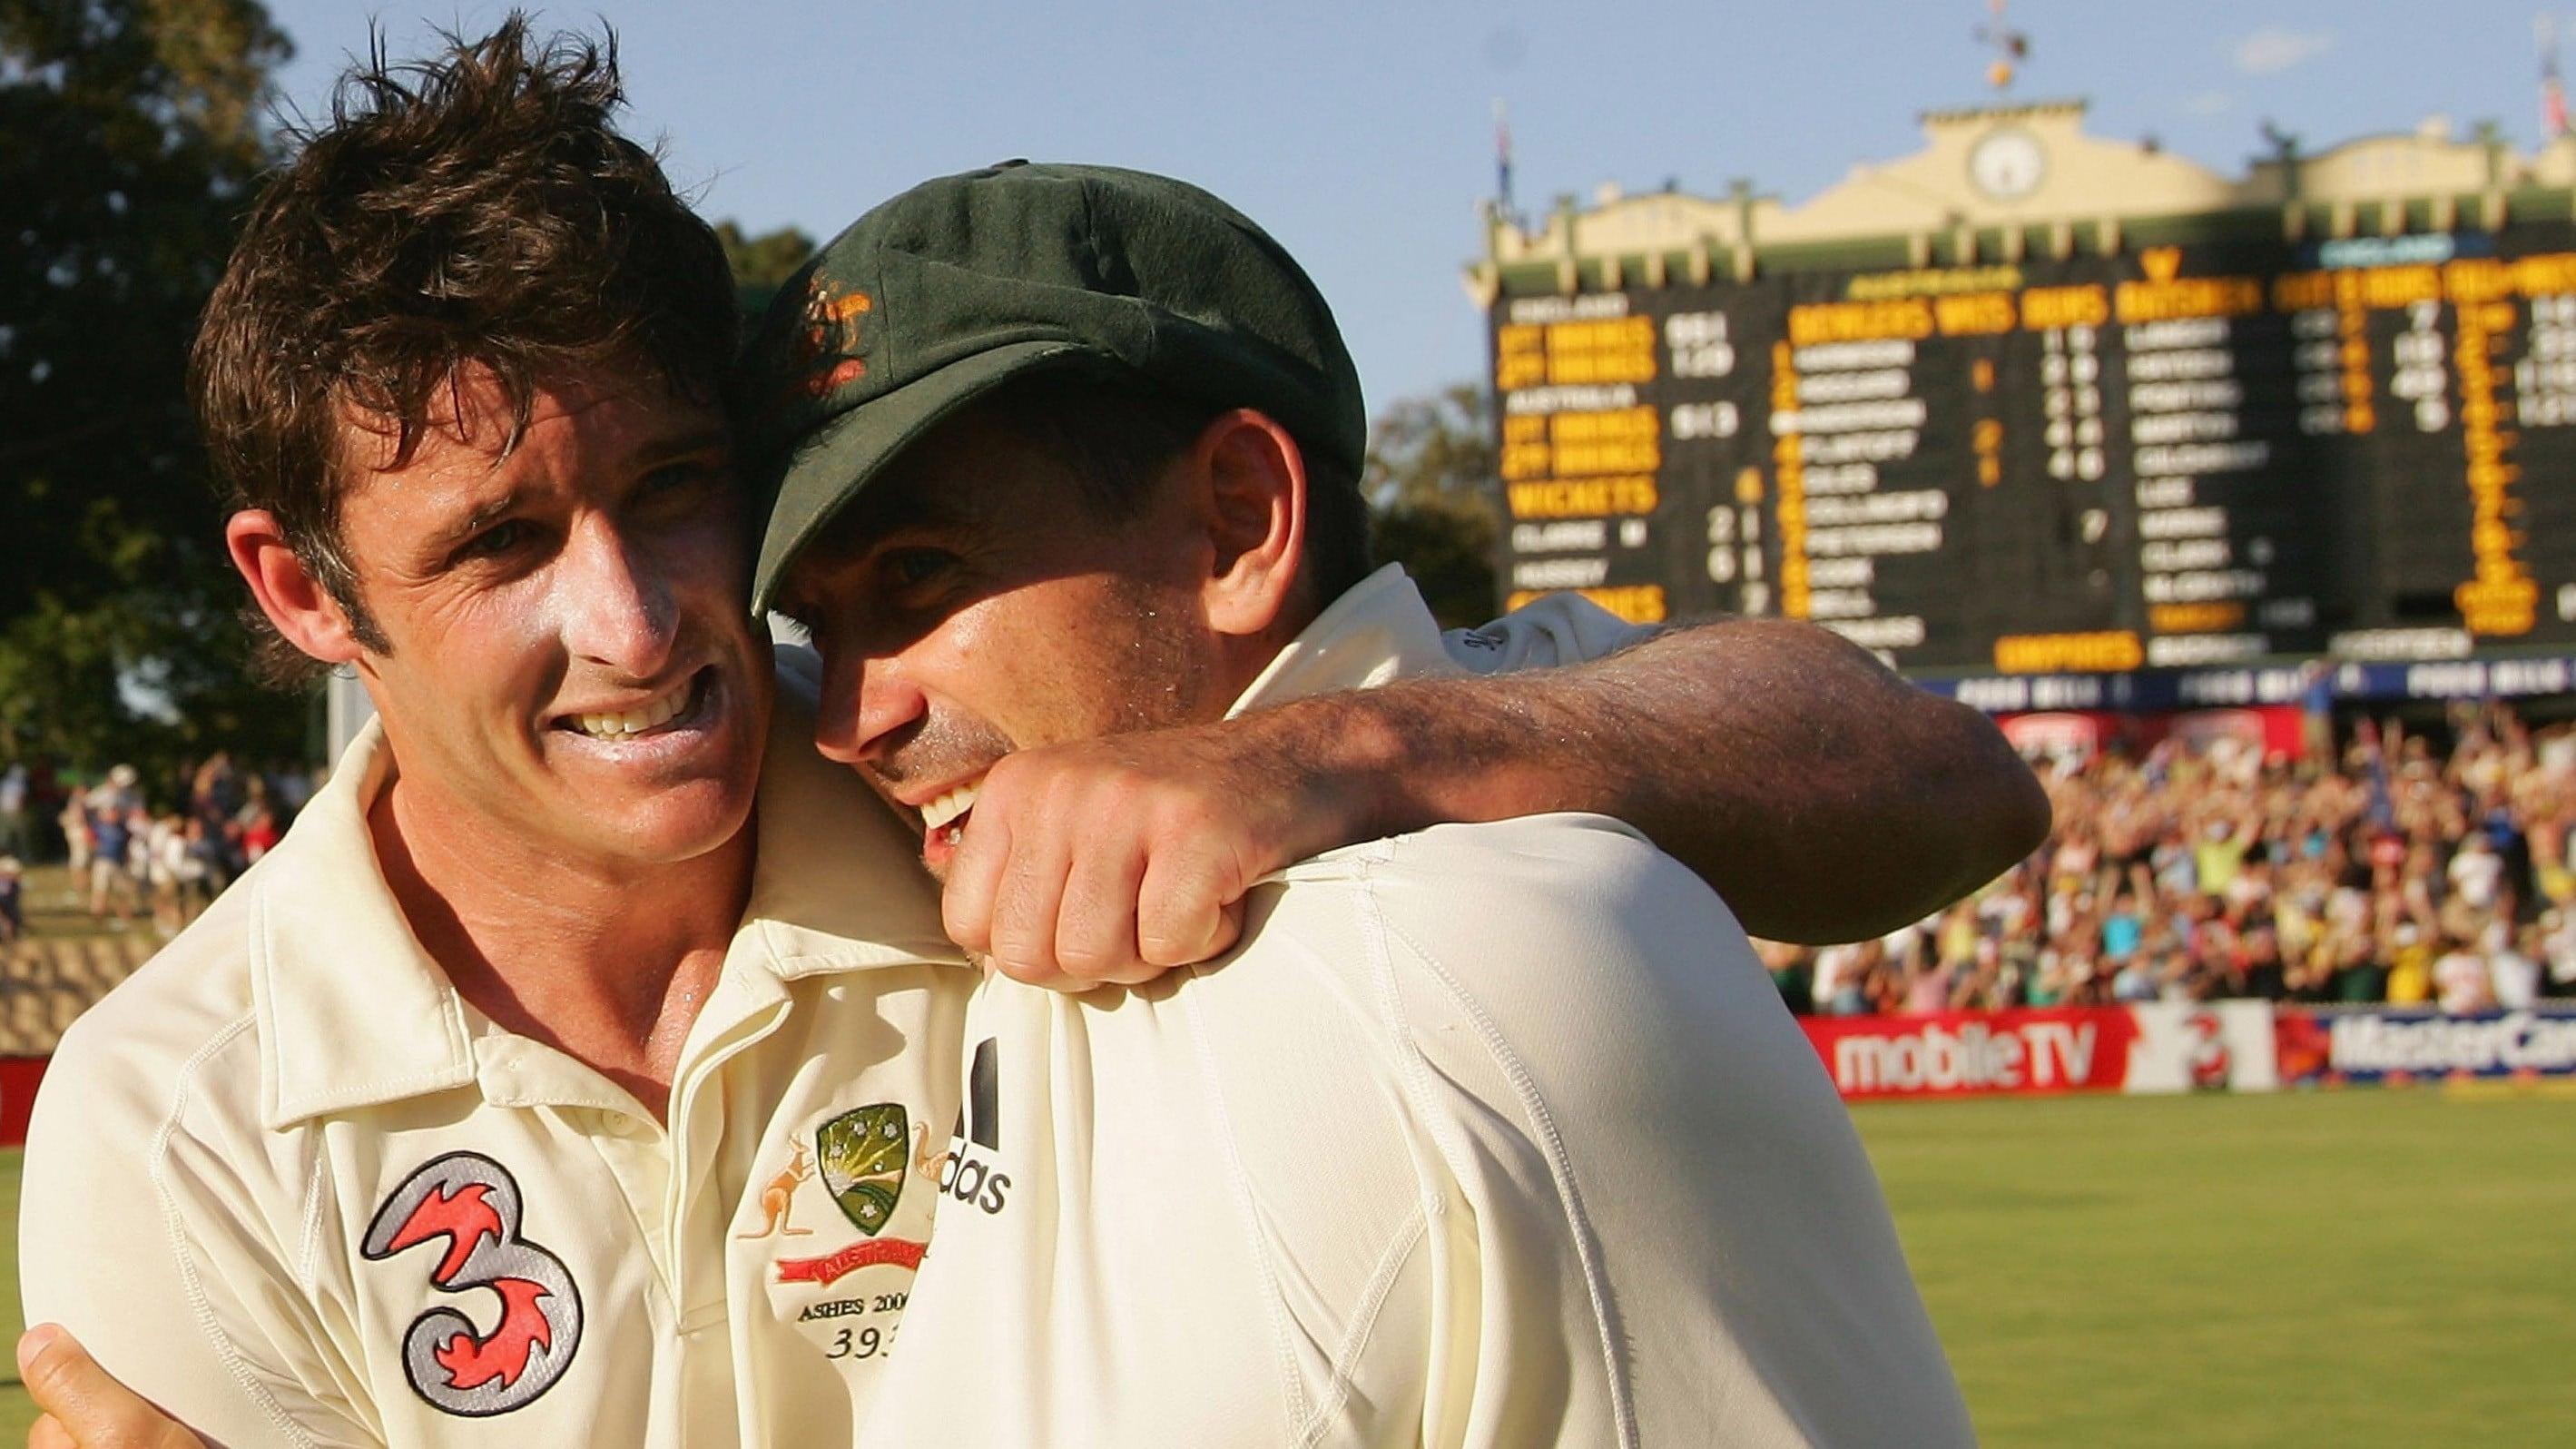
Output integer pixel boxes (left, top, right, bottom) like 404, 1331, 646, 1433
738, 161, 1365, 611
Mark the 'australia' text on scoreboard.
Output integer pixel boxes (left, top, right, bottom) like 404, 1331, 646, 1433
1489, 226, 2576, 672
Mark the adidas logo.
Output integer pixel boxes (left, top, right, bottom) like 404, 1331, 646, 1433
939, 1037, 1011, 1215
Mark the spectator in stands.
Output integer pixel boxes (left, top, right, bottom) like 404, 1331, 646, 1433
84, 775, 136, 928
2492, 925, 2543, 1010
0, 855, 22, 943
121, 801, 152, 917
144, 813, 186, 937
0, 764, 29, 862
2433, 932, 2496, 1015
1812, 940, 1871, 1015
57, 790, 90, 888
1758, 702, 2576, 1015
2542, 909, 2576, 998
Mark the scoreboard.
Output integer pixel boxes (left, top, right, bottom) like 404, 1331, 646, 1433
1490, 226, 2576, 674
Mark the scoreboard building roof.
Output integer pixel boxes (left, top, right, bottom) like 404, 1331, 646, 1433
1471, 101, 2576, 698
1471, 102, 2561, 297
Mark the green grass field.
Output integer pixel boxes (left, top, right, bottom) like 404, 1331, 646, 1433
0, 1148, 25, 1444
1854, 1089, 2576, 1446
0, 1090, 2562, 1444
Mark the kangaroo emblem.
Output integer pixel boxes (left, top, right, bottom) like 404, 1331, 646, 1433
737, 1140, 817, 1239
912, 1119, 945, 1178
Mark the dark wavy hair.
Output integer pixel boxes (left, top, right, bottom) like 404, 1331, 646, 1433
191, 15, 737, 685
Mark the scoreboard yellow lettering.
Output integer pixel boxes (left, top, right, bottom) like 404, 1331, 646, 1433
1543, 350, 1655, 385
1993, 631, 2145, 674
2509, 253, 2576, 296
1549, 407, 1658, 444
1543, 317, 1654, 352
1502, 408, 1662, 480
2148, 602, 2246, 634
1787, 299, 1934, 346
1552, 441, 1661, 474
1507, 476, 1659, 518
1496, 317, 1657, 389
2271, 271, 2333, 311
1934, 291, 2016, 335
2456, 577, 2538, 636
2358, 265, 2440, 309
2114, 276, 2262, 323
2441, 259, 2509, 304
2020, 284, 2109, 330
1494, 324, 1548, 389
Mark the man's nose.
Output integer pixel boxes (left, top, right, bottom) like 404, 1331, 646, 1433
812, 646, 926, 766
557, 519, 679, 675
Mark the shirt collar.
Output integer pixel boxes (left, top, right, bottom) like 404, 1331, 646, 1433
735, 678, 962, 977
1225, 563, 1463, 717
253, 671, 959, 1130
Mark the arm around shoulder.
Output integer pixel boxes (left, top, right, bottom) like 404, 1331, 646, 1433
1336, 611, 2050, 941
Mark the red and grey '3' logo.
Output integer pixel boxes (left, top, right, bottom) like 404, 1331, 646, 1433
362, 1151, 584, 1416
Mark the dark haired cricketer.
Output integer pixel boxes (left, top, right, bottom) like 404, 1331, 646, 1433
749, 162, 1977, 1447
15, 19, 2037, 1449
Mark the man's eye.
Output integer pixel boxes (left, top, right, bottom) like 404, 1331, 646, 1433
880, 548, 955, 589
642, 460, 722, 498
457, 520, 534, 561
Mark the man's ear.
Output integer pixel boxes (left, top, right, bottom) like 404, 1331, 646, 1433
225, 510, 367, 667
1190, 409, 1307, 640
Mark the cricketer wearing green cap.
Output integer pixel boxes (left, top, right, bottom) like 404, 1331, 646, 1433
739, 159, 2042, 969
750, 162, 1979, 1446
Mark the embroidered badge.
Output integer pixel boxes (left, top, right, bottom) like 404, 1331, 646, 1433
815, 1102, 909, 1234
361, 1152, 584, 1416
738, 1140, 820, 1240
767, 1103, 939, 1286
794, 284, 871, 398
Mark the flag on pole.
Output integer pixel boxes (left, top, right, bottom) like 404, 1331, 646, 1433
1493, 98, 1515, 215
2542, 14, 2568, 137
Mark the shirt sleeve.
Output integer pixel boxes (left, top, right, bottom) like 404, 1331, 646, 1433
21, 1025, 380, 1449
1439, 592, 1655, 675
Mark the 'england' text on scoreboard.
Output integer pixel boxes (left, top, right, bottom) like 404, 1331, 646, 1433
1485, 227, 2576, 669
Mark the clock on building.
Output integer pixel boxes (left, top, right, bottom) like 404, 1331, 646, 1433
1968, 128, 2048, 201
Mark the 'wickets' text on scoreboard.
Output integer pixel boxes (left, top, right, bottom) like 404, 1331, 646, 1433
1488, 227, 2576, 671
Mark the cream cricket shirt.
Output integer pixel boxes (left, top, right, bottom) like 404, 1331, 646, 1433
858, 566, 1974, 1448
21, 670, 977, 1447
16, 596, 1633, 1449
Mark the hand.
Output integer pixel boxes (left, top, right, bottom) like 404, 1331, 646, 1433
18, 1326, 205, 1449
939, 712, 1367, 990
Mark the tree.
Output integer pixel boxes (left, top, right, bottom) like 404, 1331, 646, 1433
716, 220, 815, 320
0, 0, 305, 779
1362, 383, 1500, 629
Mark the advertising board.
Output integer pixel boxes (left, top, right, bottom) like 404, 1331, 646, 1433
1802, 1001, 2278, 1099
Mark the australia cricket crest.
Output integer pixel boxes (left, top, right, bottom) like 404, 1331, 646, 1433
815, 1103, 909, 1234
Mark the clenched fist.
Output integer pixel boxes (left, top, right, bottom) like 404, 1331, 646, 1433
939, 708, 1371, 990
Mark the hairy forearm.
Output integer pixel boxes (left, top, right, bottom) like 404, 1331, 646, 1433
1273, 617, 2050, 943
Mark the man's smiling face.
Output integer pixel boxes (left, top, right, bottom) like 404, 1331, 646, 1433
333, 364, 772, 871
775, 398, 1224, 878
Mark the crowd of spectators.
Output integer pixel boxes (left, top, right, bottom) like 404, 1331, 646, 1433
0, 754, 315, 941
1763, 704, 2576, 1017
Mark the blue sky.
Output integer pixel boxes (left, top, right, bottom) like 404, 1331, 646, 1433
255, 2, 2550, 410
